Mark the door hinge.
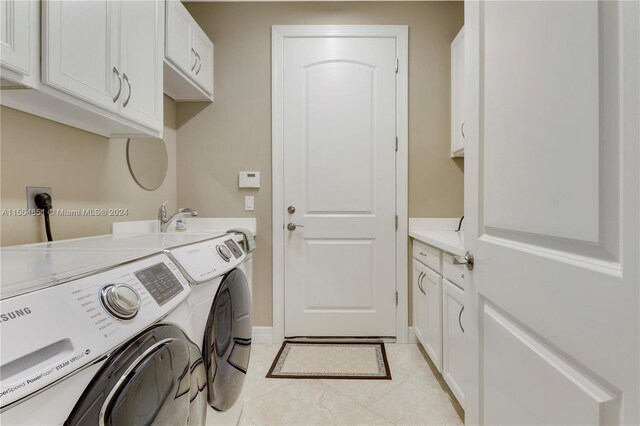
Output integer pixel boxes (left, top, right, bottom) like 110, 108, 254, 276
395, 136, 398, 152
395, 291, 398, 305
395, 215, 398, 230
395, 57, 399, 73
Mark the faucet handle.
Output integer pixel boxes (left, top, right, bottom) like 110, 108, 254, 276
159, 200, 169, 221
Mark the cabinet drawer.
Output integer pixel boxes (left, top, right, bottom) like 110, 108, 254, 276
413, 240, 442, 273
443, 253, 466, 289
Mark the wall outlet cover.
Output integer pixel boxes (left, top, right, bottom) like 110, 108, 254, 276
26, 186, 53, 210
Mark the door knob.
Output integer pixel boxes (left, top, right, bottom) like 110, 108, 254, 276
287, 206, 296, 214
453, 250, 474, 270
287, 223, 304, 231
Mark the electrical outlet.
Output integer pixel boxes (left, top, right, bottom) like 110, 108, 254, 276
26, 186, 52, 210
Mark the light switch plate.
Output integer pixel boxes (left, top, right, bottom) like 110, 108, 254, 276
245, 196, 255, 211
239, 171, 260, 188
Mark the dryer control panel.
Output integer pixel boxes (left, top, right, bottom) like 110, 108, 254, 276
0, 254, 191, 409
167, 235, 246, 284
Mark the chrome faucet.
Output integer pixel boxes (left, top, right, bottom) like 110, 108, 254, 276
158, 201, 198, 232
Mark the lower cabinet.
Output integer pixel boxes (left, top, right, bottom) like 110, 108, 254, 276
412, 239, 465, 408
442, 278, 465, 407
412, 259, 427, 345
423, 266, 443, 372
412, 258, 443, 372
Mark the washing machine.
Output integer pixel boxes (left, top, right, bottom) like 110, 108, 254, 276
166, 234, 252, 416
0, 242, 208, 425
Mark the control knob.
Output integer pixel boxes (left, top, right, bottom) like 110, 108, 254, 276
216, 244, 232, 262
100, 284, 141, 319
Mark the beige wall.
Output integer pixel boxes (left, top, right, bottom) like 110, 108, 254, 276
178, 2, 465, 327
0, 96, 178, 246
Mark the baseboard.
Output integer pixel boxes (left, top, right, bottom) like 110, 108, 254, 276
252, 326, 414, 344
252, 326, 274, 343
407, 326, 418, 344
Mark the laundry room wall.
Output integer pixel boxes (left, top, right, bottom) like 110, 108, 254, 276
176, 2, 464, 327
0, 96, 179, 246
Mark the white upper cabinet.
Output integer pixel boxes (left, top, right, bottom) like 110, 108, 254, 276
118, 0, 163, 130
43, 0, 120, 112
450, 27, 465, 157
0, 0, 163, 137
165, 0, 192, 75
0, 0, 33, 78
164, 0, 214, 101
191, 24, 213, 96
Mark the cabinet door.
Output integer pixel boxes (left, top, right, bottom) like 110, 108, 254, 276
450, 27, 465, 157
423, 265, 443, 372
442, 279, 465, 406
0, 0, 31, 75
119, 0, 163, 131
165, 0, 193, 76
43, 0, 119, 111
412, 259, 427, 346
191, 25, 213, 96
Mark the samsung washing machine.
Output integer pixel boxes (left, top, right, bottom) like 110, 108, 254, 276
167, 234, 252, 413
0, 240, 209, 425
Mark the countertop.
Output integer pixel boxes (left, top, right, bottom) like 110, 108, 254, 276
409, 229, 465, 256
0, 232, 228, 300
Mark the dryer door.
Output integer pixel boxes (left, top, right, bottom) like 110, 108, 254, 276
65, 324, 207, 426
203, 268, 252, 411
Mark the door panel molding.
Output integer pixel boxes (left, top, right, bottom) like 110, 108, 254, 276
272, 25, 408, 342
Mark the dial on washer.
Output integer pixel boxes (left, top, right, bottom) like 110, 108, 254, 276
101, 284, 141, 319
216, 244, 232, 262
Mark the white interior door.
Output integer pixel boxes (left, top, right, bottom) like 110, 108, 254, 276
465, 1, 640, 424
281, 31, 398, 337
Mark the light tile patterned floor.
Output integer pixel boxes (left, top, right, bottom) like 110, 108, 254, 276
226, 343, 464, 426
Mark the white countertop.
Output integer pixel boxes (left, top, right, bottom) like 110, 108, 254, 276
112, 217, 257, 235
409, 230, 465, 256
408, 218, 465, 256
0, 232, 227, 300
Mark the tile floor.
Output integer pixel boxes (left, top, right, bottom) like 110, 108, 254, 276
219, 343, 465, 426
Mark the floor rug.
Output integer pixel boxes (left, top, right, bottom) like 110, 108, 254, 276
266, 341, 391, 380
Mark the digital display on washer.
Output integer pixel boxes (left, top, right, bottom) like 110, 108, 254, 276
134, 263, 183, 306
224, 239, 243, 259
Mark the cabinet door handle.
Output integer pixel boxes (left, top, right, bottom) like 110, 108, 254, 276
112, 67, 122, 102
195, 52, 202, 75
191, 48, 198, 71
417, 272, 424, 293
122, 73, 132, 108
419, 273, 427, 295
461, 121, 466, 138
458, 305, 465, 333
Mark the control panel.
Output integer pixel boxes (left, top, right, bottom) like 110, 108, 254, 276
167, 235, 245, 284
0, 254, 190, 409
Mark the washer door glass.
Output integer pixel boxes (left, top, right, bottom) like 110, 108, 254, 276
66, 325, 207, 426
203, 268, 252, 411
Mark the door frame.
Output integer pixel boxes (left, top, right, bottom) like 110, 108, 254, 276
271, 25, 409, 343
